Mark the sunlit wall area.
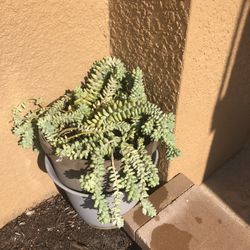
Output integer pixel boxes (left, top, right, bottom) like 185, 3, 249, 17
168, 0, 250, 183
0, 0, 110, 228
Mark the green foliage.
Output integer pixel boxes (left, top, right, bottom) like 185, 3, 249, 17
11, 57, 180, 228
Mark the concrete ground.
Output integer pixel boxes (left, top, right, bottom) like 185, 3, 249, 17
124, 143, 250, 249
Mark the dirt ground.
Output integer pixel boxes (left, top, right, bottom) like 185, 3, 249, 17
0, 195, 140, 250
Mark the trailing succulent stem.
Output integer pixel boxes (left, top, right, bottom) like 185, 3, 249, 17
11, 57, 180, 228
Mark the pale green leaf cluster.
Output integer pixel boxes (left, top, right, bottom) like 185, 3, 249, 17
11, 57, 180, 228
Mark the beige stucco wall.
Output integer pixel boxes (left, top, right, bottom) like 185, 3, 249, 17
168, 0, 250, 183
0, 0, 109, 228
110, 0, 189, 113
109, 0, 190, 178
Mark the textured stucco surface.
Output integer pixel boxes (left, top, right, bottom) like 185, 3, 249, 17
168, 0, 250, 183
110, 0, 189, 112
109, 0, 190, 178
0, 0, 109, 228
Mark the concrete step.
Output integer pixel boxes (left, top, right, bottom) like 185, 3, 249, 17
136, 185, 250, 250
123, 174, 193, 240
124, 145, 250, 250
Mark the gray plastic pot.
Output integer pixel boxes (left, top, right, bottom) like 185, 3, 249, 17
45, 150, 159, 229
39, 130, 158, 192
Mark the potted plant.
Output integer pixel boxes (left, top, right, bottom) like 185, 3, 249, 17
11, 57, 180, 228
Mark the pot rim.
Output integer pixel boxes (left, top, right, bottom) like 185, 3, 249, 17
39, 129, 159, 161
45, 149, 159, 196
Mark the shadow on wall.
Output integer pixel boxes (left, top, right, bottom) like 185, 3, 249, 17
109, 0, 190, 180
204, 0, 250, 224
204, 1, 250, 179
